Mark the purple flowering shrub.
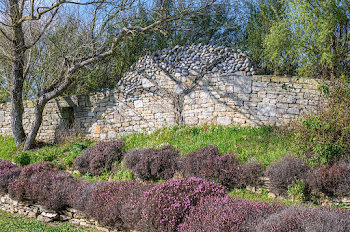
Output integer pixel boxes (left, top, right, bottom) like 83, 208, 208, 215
0, 161, 22, 194
202, 154, 264, 189
124, 146, 180, 181
202, 153, 241, 188
182, 147, 263, 188
85, 181, 154, 230
265, 155, 310, 195
8, 162, 80, 211
138, 177, 226, 232
240, 161, 264, 187
182, 145, 220, 178
307, 160, 350, 198
73, 140, 125, 176
256, 206, 350, 232
178, 196, 284, 232
70, 182, 108, 212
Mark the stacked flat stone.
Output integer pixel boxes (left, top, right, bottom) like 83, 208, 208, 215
119, 44, 255, 93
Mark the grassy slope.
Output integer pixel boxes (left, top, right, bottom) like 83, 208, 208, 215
0, 125, 292, 167
123, 125, 292, 166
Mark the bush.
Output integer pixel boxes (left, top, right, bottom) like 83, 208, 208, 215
203, 154, 264, 189
240, 161, 264, 187
201, 153, 241, 188
182, 145, 220, 178
307, 160, 350, 198
70, 182, 108, 212
0, 161, 21, 194
287, 179, 308, 202
256, 206, 350, 232
85, 181, 154, 230
8, 162, 80, 211
265, 155, 310, 195
292, 79, 350, 166
13, 152, 31, 166
73, 140, 125, 176
138, 177, 226, 232
179, 196, 284, 232
124, 146, 180, 181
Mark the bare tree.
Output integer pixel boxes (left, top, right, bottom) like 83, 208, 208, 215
0, 0, 214, 150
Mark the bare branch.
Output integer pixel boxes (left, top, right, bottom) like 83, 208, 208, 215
23, 48, 33, 78
18, 0, 109, 23
0, 27, 11, 41
26, 8, 59, 49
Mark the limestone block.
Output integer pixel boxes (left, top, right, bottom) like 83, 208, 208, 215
0, 111, 4, 122
233, 76, 252, 93
108, 131, 117, 139
252, 82, 268, 87
185, 117, 199, 125
217, 116, 232, 126
257, 102, 277, 117
100, 133, 107, 140
232, 118, 246, 124
238, 93, 250, 101
244, 102, 257, 107
226, 86, 234, 93
93, 124, 101, 134
287, 108, 299, 115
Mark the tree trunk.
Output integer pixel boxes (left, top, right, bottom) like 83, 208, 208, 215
10, 0, 26, 147
174, 94, 185, 126
23, 100, 46, 150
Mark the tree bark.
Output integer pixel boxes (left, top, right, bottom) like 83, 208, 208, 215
23, 100, 46, 150
10, 0, 26, 147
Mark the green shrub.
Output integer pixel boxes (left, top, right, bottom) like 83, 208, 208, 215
292, 78, 350, 166
13, 152, 31, 166
61, 142, 91, 167
288, 179, 308, 202
112, 164, 134, 181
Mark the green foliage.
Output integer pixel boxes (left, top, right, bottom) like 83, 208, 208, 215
0, 210, 98, 232
0, 136, 17, 161
112, 163, 134, 181
0, 136, 92, 168
263, 19, 296, 75
13, 152, 31, 166
288, 179, 307, 202
288, 0, 350, 78
293, 79, 350, 166
244, 0, 288, 74
62, 141, 91, 167
245, 0, 350, 78
229, 188, 298, 206
123, 125, 291, 166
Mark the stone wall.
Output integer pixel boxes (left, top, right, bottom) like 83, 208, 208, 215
0, 75, 322, 142
0, 44, 323, 142
0, 194, 120, 231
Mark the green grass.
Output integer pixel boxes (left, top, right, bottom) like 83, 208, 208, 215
123, 125, 292, 166
0, 210, 99, 232
0, 135, 94, 169
229, 188, 301, 206
0, 125, 291, 167
0, 136, 17, 161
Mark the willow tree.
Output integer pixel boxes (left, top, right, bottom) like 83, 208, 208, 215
0, 0, 214, 150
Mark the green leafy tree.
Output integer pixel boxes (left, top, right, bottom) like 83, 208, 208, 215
244, 0, 288, 74
288, 0, 350, 78
263, 19, 296, 75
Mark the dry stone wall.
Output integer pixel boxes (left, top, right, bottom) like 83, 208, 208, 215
0, 44, 323, 142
